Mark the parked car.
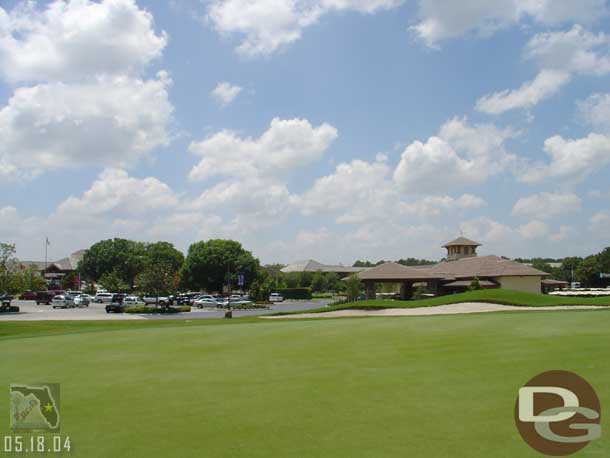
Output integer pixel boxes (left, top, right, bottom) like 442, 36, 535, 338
105, 303, 126, 313
143, 295, 171, 306
192, 297, 220, 308
177, 292, 201, 305
35, 291, 57, 305
1, 293, 13, 307
111, 293, 127, 304
123, 296, 146, 307
20, 290, 37, 301
226, 298, 253, 308
52, 294, 75, 309
194, 295, 227, 306
73, 294, 90, 307
269, 293, 284, 302
94, 292, 114, 303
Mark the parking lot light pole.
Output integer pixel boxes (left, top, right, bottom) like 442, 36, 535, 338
225, 261, 232, 319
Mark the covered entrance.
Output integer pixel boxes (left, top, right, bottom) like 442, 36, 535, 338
356, 262, 443, 300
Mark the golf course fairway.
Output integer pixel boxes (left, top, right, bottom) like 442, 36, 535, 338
2, 310, 609, 457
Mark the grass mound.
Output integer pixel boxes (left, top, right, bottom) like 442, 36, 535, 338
275, 289, 610, 315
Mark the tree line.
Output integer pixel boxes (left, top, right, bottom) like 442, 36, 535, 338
516, 247, 610, 287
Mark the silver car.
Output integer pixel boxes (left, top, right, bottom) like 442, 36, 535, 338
73, 294, 90, 307
52, 294, 75, 309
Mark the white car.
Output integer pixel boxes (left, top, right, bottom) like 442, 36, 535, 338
269, 293, 284, 302
94, 292, 113, 303
73, 294, 90, 307
123, 296, 146, 307
142, 296, 171, 306
52, 295, 75, 309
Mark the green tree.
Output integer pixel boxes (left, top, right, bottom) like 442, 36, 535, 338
311, 271, 328, 292
345, 275, 361, 301
144, 242, 184, 274
98, 271, 129, 293
575, 255, 602, 287
136, 259, 177, 308
0, 243, 17, 293
325, 272, 341, 292
284, 272, 301, 288
180, 239, 259, 292
469, 277, 482, 291
79, 238, 145, 287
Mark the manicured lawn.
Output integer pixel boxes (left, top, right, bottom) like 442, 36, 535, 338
1, 311, 610, 457
276, 289, 610, 315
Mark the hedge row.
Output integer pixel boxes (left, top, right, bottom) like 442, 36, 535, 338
124, 306, 191, 314
277, 288, 312, 300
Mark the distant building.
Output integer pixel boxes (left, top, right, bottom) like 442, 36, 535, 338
354, 238, 549, 299
19, 249, 86, 288
281, 259, 362, 276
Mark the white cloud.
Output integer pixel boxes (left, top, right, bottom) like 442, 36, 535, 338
189, 117, 338, 181
477, 26, 610, 114
190, 177, 295, 222
211, 82, 243, 106
517, 220, 549, 240
400, 194, 486, 218
476, 70, 571, 114
0, 73, 173, 179
298, 159, 394, 223
56, 169, 178, 218
0, 0, 167, 84
411, 0, 607, 47
578, 93, 610, 132
460, 217, 515, 244
550, 225, 574, 242
206, 0, 401, 56
393, 118, 515, 193
519, 133, 610, 183
512, 192, 582, 220
590, 211, 610, 238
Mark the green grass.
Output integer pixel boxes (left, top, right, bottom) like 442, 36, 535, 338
275, 289, 610, 315
2, 310, 610, 457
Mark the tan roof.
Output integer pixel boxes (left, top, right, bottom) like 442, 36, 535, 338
281, 259, 363, 274
444, 280, 498, 287
427, 255, 549, 279
442, 237, 482, 248
357, 262, 442, 281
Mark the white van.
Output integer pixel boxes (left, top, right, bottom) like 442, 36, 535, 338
94, 292, 114, 303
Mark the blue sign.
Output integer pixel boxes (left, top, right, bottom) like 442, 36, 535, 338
237, 274, 245, 287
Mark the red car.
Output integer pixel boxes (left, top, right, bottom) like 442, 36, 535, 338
20, 290, 37, 301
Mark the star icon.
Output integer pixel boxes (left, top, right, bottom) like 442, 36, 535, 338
44, 403, 54, 413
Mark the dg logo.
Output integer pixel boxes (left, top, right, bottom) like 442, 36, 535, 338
515, 370, 602, 456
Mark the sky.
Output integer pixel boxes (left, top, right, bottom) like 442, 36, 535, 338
1, 0, 610, 265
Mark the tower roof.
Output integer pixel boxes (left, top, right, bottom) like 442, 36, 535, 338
442, 237, 482, 248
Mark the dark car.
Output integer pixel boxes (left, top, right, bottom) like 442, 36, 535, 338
105, 294, 128, 313
105, 303, 126, 313
35, 291, 57, 305
176, 292, 200, 305
1, 293, 13, 307
20, 290, 37, 300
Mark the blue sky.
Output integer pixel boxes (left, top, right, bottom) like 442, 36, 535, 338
1, 0, 610, 264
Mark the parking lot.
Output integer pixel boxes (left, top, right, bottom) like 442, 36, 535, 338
0, 299, 331, 321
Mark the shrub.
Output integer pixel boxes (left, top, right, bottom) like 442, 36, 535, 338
124, 305, 191, 314
277, 288, 312, 300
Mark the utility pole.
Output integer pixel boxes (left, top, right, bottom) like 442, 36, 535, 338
225, 260, 232, 319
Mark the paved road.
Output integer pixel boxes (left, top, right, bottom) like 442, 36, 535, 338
0, 299, 332, 321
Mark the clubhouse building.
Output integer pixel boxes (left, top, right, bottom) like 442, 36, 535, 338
356, 237, 549, 299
